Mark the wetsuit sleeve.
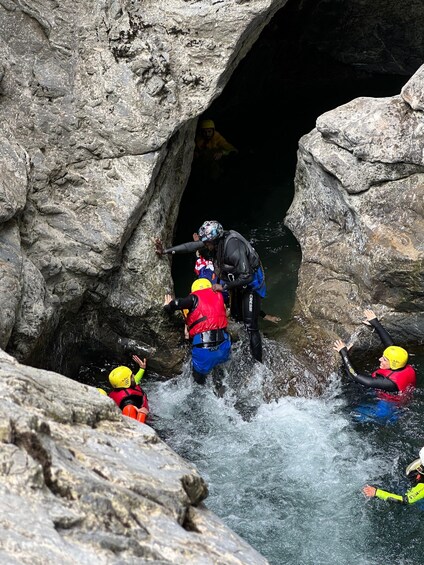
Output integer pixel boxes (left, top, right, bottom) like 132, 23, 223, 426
368, 318, 394, 348
163, 241, 205, 255
164, 295, 196, 314
134, 368, 145, 385
374, 489, 404, 503
405, 483, 424, 504
338, 348, 399, 392
221, 239, 255, 290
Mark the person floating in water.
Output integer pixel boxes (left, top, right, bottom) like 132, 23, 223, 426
333, 309, 416, 422
164, 278, 231, 385
108, 355, 149, 423
158, 221, 266, 362
363, 447, 424, 506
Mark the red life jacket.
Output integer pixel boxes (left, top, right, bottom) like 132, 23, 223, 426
109, 385, 149, 411
373, 365, 416, 402
186, 288, 227, 338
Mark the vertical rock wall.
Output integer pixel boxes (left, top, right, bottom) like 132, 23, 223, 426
285, 66, 424, 362
0, 0, 286, 370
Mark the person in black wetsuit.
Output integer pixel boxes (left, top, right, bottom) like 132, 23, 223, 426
333, 309, 416, 403
157, 221, 266, 362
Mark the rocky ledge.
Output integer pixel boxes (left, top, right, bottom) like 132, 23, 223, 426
0, 349, 268, 564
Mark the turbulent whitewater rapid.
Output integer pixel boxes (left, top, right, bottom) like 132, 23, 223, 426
146, 343, 424, 565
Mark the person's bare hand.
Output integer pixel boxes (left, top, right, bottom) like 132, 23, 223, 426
362, 485, 376, 498
264, 314, 281, 324
363, 309, 377, 325
333, 339, 347, 352
212, 284, 224, 292
164, 294, 173, 306
154, 237, 164, 255
193, 232, 200, 241
132, 355, 146, 369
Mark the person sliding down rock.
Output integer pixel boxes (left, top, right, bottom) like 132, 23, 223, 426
108, 355, 149, 423
333, 309, 416, 411
163, 278, 231, 385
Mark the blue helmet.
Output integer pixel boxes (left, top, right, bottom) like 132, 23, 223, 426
198, 220, 224, 242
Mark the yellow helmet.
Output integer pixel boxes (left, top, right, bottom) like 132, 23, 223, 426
109, 366, 132, 388
97, 388, 107, 395
383, 346, 408, 370
200, 119, 215, 130
191, 278, 212, 293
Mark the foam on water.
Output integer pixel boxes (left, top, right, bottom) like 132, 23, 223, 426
146, 364, 405, 565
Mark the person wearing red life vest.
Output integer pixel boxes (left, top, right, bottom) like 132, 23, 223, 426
333, 309, 416, 402
108, 355, 149, 423
164, 278, 231, 384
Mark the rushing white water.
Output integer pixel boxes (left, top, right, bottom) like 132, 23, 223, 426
146, 349, 424, 565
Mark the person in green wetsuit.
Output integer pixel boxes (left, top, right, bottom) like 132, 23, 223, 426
363, 447, 424, 505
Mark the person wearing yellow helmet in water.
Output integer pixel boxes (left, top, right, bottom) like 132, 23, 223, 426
108, 355, 149, 423
194, 119, 238, 162
363, 447, 424, 507
193, 118, 238, 181
333, 309, 416, 422
164, 278, 231, 385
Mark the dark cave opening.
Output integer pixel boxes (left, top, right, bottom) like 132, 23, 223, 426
171, 0, 419, 320
31, 0, 424, 380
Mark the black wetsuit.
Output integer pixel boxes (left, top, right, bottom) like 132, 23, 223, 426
214, 231, 264, 362
164, 231, 264, 362
338, 318, 398, 393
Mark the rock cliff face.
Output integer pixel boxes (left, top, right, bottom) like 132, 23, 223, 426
0, 0, 285, 373
0, 349, 268, 564
1, 0, 423, 560
285, 66, 424, 364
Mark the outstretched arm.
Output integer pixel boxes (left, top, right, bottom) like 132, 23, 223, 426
163, 240, 205, 255
363, 309, 394, 348
333, 340, 398, 392
362, 484, 404, 503
163, 294, 196, 314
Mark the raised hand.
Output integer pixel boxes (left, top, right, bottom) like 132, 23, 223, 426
164, 293, 173, 306
362, 485, 376, 498
132, 355, 146, 369
363, 309, 377, 325
333, 339, 347, 352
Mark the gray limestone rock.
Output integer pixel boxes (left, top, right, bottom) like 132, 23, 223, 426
0, 0, 286, 366
286, 74, 424, 365
401, 63, 424, 111
0, 350, 268, 564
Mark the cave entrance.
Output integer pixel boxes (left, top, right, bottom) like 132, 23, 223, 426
172, 0, 412, 331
